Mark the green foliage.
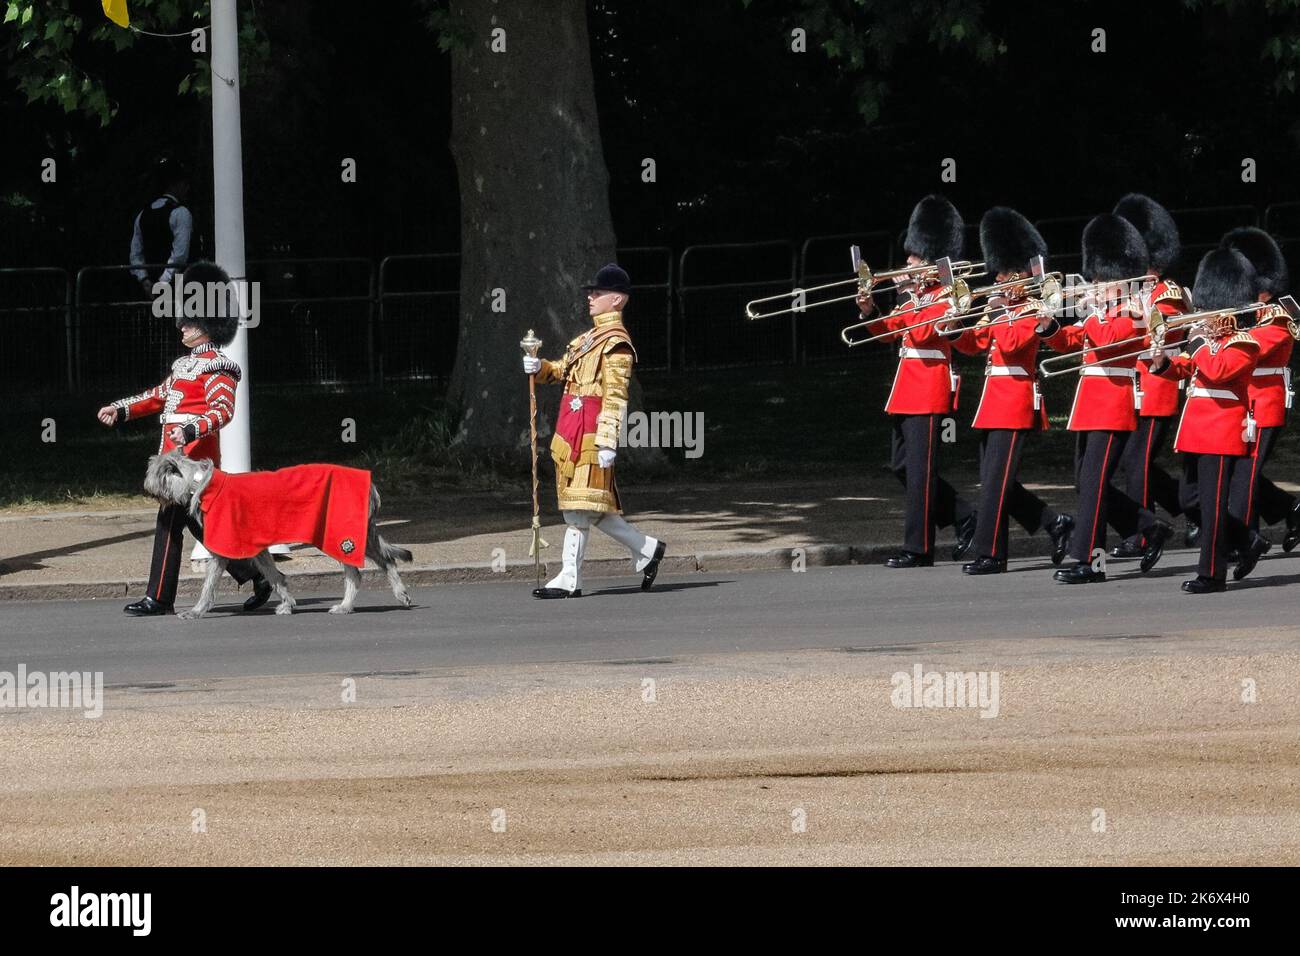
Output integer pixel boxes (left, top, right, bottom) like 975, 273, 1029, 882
413, 0, 473, 53
2, 0, 266, 126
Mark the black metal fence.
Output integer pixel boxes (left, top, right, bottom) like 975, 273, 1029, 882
6, 201, 1300, 395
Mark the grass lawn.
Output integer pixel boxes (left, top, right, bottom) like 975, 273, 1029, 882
4, 350, 1292, 510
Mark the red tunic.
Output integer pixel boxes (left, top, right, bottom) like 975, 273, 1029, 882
112, 345, 241, 464
1246, 305, 1294, 429
199, 464, 373, 567
1159, 337, 1260, 456
953, 300, 1048, 430
1044, 304, 1141, 432
1135, 278, 1190, 418
866, 280, 959, 415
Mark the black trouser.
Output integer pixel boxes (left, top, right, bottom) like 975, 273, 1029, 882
1070, 431, 1158, 564
972, 429, 1059, 561
1228, 425, 1296, 532
145, 503, 258, 607
890, 414, 973, 556
1119, 416, 1183, 538
1183, 454, 1251, 581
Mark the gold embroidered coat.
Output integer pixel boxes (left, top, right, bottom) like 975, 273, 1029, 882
536, 310, 637, 513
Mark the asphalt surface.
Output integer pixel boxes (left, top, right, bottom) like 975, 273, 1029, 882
2, 547, 1299, 684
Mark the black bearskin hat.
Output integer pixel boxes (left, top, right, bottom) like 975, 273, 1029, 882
1112, 193, 1180, 274
979, 207, 1048, 276
1192, 247, 1257, 311
1082, 214, 1149, 282
175, 261, 239, 347
903, 195, 965, 262
1221, 227, 1288, 297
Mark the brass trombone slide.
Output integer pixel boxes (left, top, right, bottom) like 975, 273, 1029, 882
942, 257, 1065, 332
744, 245, 985, 322
1036, 301, 1282, 379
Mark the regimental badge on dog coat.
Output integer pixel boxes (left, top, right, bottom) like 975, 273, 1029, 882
199, 464, 372, 567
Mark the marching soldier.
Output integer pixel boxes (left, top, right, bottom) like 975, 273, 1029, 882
95, 261, 269, 616
1038, 215, 1171, 583
949, 207, 1074, 574
1222, 227, 1300, 551
522, 263, 667, 598
855, 195, 976, 568
1111, 194, 1195, 555
1148, 247, 1270, 592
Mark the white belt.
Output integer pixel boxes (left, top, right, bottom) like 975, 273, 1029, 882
986, 365, 1029, 377
1253, 367, 1287, 377
1187, 386, 1238, 401
1080, 366, 1136, 378
899, 347, 946, 360
163, 414, 198, 424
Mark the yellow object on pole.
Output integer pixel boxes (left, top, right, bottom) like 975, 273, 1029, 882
101, 0, 129, 28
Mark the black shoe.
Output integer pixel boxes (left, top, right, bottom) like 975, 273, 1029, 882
1184, 522, 1201, 548
124, 596, 173, 616
1226, 549, 1240, 563
1284, 502, 1300, 553
1109, 536, 1143, 559
1182, 576, 1226, 594
641, 541, 667, 591
243, 576, 273, 612
1232, 533, 1272, 581
1053, 561, 1106, 585
962, 556, 1006, 575
1139, 521, 1172, 573
885, 551, 934, 569
951, 515, 977, 562
1046, 514, 1074, 566
532, 587, 582, 599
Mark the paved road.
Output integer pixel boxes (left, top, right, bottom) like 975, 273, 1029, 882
3, 547, 1298, 684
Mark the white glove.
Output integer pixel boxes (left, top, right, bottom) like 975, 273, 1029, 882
597, 448, 617, 469
522, 356, 541, 374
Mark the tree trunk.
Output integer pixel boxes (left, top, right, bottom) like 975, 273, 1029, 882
447, 0, 615, 452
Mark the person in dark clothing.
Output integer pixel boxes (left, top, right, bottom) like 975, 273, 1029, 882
130, 158, 194, 295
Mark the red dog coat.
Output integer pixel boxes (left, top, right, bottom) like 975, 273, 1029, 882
199, 464, 372, 567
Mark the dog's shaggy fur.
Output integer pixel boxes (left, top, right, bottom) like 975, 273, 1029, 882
144, 450, 413, 619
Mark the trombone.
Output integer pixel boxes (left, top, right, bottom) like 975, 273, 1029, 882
744, 244, 985, 322
942, 257, 1065, 332
839, 255, 979, 347
1037, 302, 1271, 379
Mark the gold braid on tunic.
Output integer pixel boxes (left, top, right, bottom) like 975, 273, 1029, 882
536, 310, 638, 514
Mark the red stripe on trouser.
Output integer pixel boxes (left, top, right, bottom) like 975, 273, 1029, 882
923, 417, 934, 553
991, 432, 1018, 558
154, 507, 179, 600
1246, 444, 1261, 528
1087, 434, 1115, 556
1142, 420, 1155, 512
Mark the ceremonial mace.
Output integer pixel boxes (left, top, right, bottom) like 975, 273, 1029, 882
520, 329, 549, 587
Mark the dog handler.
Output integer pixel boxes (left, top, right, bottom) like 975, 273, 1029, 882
96, 261, 270, 616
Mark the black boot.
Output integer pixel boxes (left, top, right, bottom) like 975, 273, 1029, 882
1181, 576, 1226, 594
1046, 514, 1074, 566
1139, 521, 1172, 573
532, 587, 582, 599
951, 515, 977, 562
1284, 502, 1300, 553
1233, 532, 1272, 581
641, 541, 667, 591
885, 551, 934, 569
243, 575, 273, 612
124, 596, 173, 616
1053, 561, 1106, 585
1184, 521, 1201, 548
962, 556, 1006, 575
1109, 536, 1143, 559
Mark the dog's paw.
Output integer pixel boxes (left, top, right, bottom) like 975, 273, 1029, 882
177, 609, 204, 621
274, 602, 295, 616
397, 591, 413, 608
328, 603, 354, 615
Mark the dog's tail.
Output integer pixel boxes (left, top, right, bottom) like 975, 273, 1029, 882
376, 536, 413, 565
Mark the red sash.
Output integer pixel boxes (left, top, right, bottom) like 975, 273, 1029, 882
555, 393, 602, 452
